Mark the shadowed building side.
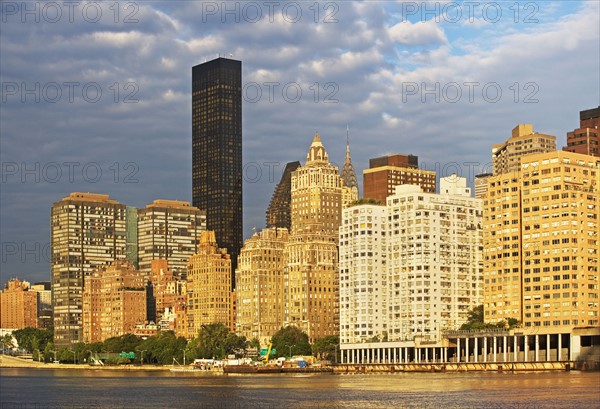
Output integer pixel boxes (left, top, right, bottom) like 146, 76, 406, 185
266, 161, 301, 231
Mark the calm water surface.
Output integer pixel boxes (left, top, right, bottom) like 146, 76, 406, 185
1, 368, 599, 408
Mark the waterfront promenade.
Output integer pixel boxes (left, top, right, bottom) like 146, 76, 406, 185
0, 354, 168, 371
2, 354, 589, 374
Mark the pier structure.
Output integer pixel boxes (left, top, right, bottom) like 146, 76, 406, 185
340, 327, 600, 367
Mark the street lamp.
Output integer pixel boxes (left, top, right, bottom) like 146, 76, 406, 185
285, 344, 295, 359
69, 350, 77, 364
180, 349, 186, 366
140, 350, 147, 366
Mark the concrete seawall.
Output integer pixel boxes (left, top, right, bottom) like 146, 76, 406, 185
333, 361, 576, 373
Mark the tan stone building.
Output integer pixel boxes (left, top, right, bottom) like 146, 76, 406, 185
284, 133, 356, 341
82, 260, 147, 343
363, 154, 436, 201
492, 124, 556, 176
187, 231, 232, 337
0, 279, 38, 329
236, 227, 289, 345
484, 151, 599, 329
137, 200, 206, 277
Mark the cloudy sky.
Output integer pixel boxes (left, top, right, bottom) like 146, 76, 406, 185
1, 1, 598, 283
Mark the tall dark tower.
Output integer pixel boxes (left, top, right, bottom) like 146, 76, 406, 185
192, 57, 242, 286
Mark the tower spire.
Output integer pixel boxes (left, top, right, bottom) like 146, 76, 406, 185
346, 124, 349, 147
341, 126, 358, 191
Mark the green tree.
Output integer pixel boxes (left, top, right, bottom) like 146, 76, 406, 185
102, 334, 142, 353
43, 342, 54, 362
506, 317, 521, 328
188, 323, 247, 360
349, 198, 384, 207
139, 331, 187, 365
312, 335, 339, 362
459, 305, 520, 330
270, 326, 311, 358
12, 328, 53, 352
460, 305, 494, 330
1, 333, 15, 351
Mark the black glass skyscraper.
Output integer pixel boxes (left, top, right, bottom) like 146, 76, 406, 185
192, 57, 242, 286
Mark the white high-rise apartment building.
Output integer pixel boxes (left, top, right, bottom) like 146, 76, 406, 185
339, 204, 387, 344
339, 176, 484, 350
386, 177, 483, 342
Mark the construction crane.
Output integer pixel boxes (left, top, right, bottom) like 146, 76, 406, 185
263, 343, 273, 365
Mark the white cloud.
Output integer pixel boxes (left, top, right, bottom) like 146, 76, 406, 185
388, 20, 447, 45
382, 112, 402, 128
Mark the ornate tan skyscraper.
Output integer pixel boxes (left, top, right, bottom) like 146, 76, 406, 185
284, 133, 356, 341
236, 227, 289, 345
187, 231, 232, 336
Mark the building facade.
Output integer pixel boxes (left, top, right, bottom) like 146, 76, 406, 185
236, 227, 289, 345
30, 282, 52, 329
339, 204, 387, 344
137, 200, 206, 277
284, 133, 357, 341
563, 106, 600, 157
187, 231, 233, 336
266, 161, 301, 230
484, 151, 600, 329
192, 57, 242, 282
386, 178, 483, 342
475, 173, 493, 199
82, 260, 147, 343
147, 259, 188, 336
0, 279, 38, 329
51, 192, 127, 345
492, 124, 556, 175
363, 154, 436, 201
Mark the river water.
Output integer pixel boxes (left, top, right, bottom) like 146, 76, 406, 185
0, 368, 598, 408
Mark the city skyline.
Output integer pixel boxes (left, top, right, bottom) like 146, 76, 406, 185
1, 1, 599, 283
